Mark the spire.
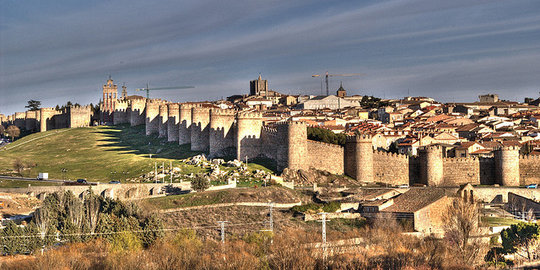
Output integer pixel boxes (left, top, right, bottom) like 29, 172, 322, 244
258, 73, 262, 80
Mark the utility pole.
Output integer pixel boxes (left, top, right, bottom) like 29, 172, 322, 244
269, 203, 274, 232
217, 221, 228, 244
170, 160, 173, 184
319, 212, 328, 259
154, 162, 157, 183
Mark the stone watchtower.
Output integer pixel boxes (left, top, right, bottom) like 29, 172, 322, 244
286, 121, 308, 171
344, 134, 374, 182
495, 146, 520, 186
101, 77, 118, 123
236, 111, 263, 161
419, 145, 444, 186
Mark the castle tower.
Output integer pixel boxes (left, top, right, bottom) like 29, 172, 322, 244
249, 74, 268, 97
419, 145, 444, 186
158, 104, 168, 138
39, 108, 59, 132
101, 77, 118, 123
236, 111, 263, 161
167, 103, 180, 142
145, 100, 161, 135
129, 98, 146, 126
190, 107, 211, 151
285, 121, 308, 171
209, 108, 236, 157
178, 103, 198, 145
495, 146, 520, 186
344, 134, 373, 182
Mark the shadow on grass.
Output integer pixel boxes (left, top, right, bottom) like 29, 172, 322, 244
95, 124, 202, 159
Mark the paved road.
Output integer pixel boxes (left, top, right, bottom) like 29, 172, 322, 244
0, 175, 99, 185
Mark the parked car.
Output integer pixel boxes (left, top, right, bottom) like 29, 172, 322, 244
526, 184, 537, 189
109, 181, 121, 184
397, 184, 410, 188
76, 179, 88, 184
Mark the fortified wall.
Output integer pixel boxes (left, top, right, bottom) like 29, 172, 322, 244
111, 103, 540, 188
2, 105, 93, 133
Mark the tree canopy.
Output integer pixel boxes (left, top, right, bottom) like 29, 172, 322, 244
307, 126, 346, 146
501, 222, 539, 262
25, 100, 41, 111
6, 125, 20, 141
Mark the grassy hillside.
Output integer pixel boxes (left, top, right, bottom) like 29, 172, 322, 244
0, 125, 202, 182
0, 124, 275, 183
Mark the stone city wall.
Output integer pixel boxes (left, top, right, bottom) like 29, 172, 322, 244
306, 140, 344, 175
373, 150, 409, 185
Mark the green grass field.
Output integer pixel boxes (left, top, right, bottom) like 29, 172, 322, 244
481, 216, 520, 227
0, 125, 274, 183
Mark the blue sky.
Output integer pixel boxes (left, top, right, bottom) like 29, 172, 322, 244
1, 0, 540, 115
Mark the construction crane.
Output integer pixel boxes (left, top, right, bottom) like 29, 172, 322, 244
135, 83, 195, 99
312, 72, 364, 96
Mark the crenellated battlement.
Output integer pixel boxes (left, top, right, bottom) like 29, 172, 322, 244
211, 108, 236, 116
520, 154, 540, 160
180, 102, 202, 110
346, 133, 372, 142
167, 103, 180, 110
237, 111, 263, 119
496, 145, 521, 151
261, 125, 278, 135
443, 157, 478, 162
374, 150, 408, 160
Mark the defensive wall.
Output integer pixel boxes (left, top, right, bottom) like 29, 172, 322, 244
130, 99, 146, 126
2, 106, 93, 133
113, 100, 130, 125
145, 99, 164, 136
118, 102, 540, 187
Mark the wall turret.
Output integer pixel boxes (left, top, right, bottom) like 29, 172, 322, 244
167, 103, 180, 142
285, 121, 308, 171
344, 134, 374, 182
145, 100, 162, 135
209, 108, 236, 157
129, 98, 146, 126
190, 107, 211, 151
419, 145, 444, 186
39, 108, 60, 132
158, 104, 168, 138
178, 103, 200, 145
236, 111, 263, 161
495, 146, 520, 186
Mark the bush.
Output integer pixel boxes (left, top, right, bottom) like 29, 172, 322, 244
191, 176, 210, 192
291, 202, 341, 213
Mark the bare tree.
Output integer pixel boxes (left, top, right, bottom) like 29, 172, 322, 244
443, 198, 483, 265
13, 158, 26, 175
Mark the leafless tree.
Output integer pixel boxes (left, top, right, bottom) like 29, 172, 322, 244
443, 198, 483, 265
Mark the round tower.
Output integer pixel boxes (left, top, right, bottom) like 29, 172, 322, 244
158, 104, 168, 138
209, 108, 235, 157
178, 103, 198, 145
286, 121, 308, 171
190, 107, 211, 152
495, 146, 520, 186
419, 145, 444, 186
167, 103, 180, 142
345, 134, 373, 182
145, 100, 161, 136
235, 111, 263, 161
